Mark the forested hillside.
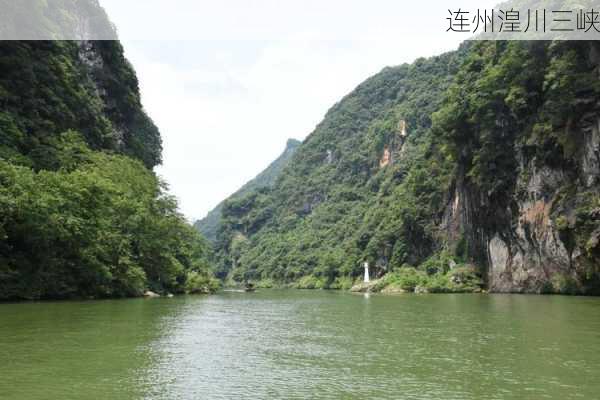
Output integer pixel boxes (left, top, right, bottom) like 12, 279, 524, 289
215, 41, 600, 294
195, 138, 300, 243
0, 39, 216, 300
214, 45, 470, 288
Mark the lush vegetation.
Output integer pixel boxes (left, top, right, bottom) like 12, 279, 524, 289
0, 41, 215, 300
214, 46, 471, 286
353, 251, 483, 294
214, 40, 600, 294
195, 138, 300, 243
432, 40, 600, 291
0, 40, 162, 169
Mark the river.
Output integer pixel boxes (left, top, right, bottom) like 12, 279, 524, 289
1, 290, 599, 399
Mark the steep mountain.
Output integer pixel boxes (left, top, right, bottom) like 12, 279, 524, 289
436, 41, 600, 294
215, 46, 470, 286
0, 0, 117, 40
0, 3, 215, 300
0, 40, 161, 169
195, 138, 301, 242
216, 40, 600, 295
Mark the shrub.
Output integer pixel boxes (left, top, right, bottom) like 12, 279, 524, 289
294, 275, 326, 289
386, 267, 427, 291
185, 271, 220, 294
550, 273, 579, 295
329, 276, 354, 290
446, 266, 483, 292
255, 279, 276, 289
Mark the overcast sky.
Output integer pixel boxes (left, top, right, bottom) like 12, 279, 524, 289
99, 0, 496, 221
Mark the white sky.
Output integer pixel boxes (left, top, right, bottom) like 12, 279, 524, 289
99, 0, 496, 221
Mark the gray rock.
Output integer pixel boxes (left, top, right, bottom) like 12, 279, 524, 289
414, 286, 429, 294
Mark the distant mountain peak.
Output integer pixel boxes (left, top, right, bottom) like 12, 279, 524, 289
194, 138, 301, 242
286, 138, 301, 148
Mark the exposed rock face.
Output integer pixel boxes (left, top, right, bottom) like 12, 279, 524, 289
381, 286, 407, 294
379, 120, 408, 168
379, 146, 392, 168
77, 40, 104, 70
350, 279, 381, 293
581, 113, 600, 187
444, 115, 600, 294
487, 200, 571, 293
76, 40, 125, 147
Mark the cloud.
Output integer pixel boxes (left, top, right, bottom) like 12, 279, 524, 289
108, 0, 499, 221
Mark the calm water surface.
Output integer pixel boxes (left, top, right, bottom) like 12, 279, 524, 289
1, 290, 599, 399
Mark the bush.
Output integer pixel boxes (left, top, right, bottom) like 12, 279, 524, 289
255, 279, 276, 289
372, 264, 482, 294
418, 252, 457, 276
185, 271, 220, 294
446, 266, 483, 292
423, 274, 452, 293
0, 143, 215, 300
386, 267, 427, 291
329, 276, 354, 290
294, 275, 326, 289
550, 273, 579, 295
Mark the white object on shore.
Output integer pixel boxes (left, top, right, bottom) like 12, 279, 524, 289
364, 262, 370, 283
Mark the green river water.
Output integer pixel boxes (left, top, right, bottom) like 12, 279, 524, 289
1, 290, 599, 399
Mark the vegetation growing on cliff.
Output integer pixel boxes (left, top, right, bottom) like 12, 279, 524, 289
214, 40, 600, 294
214, 46, 470, 285
195, 138, 301, 244
0, 40, 162, 169
0, 41, 215, 300
432, 40, 600, 292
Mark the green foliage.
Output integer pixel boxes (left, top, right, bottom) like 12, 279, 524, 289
549, 273, 579, 295
254, 278, 277, 289
0, 134, 213, 300
185, 271, 221, 294
329, 276, 355, 290
294, 275, 327, 290
383, 267, 427, 292
214, 46, 469, 285
434, 41, 600, 194
195, 139, 301, 243
212, 40, 600, 294
417, 252, 456, 276
0, 41, 161, 170
0, 38, 206, 300
371, 263, 482, 294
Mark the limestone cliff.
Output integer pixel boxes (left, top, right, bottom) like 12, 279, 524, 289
214, 40, 599, 294
440, 41, 600, 294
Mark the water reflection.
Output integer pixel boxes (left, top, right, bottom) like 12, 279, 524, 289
1, 292, 600, 400
0, 297, 193, 400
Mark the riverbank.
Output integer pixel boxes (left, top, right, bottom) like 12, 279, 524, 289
226, 264, 484, 294
230, 263, 597, 295
350, 266, 483, 294
0, 275, 221, 303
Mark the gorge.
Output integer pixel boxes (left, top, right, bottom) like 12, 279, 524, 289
1, 1, 600, 399
206, 41, 600, 295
